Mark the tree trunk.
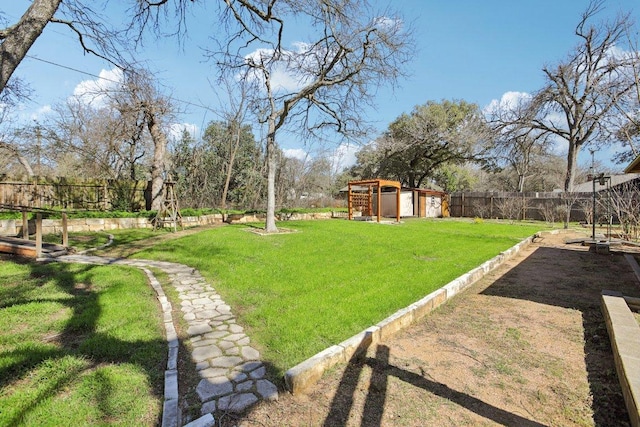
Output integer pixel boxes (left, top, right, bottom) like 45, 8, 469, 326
265, 120, 278, 233
0, 142, 34, 177
517, 174, 525, 193
0, 0, 61, 93
564, 141, 579, 192
220, 125, 240, 209
146, 108, 167, 211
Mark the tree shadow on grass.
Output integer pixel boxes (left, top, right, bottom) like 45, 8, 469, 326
480, 245, 640, 427
0, 259, 167, 426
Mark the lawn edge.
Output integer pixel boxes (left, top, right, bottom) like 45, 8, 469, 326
283, 230, 553, 394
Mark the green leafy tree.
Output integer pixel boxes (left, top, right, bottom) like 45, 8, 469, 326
202, 120, 263, 208
352, 99, 488, 188
171, 122, 264, 209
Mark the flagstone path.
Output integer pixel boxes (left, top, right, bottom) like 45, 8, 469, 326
53, 253, 278, 427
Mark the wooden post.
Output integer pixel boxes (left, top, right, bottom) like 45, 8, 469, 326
396, 187, 401, 222
376, 183, 381, 222
490, 195, 494, 219
347, 183, 352, 220
35, 213, 42, 258
103, 182, 109, 210
62, 212, 68, 247
22, 209, 29, 240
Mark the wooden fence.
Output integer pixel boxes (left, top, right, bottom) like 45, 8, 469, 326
449, 191, 599, 223
0, 179, 148, 211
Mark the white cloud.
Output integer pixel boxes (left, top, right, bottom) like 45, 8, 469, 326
484, 91, 532, 115
30, 105, 52, 121
329, 143, 358, 173
283, 148, 308, 161
373, 16, 402, 31
72, 68, 123, 107
167, 122, 199, 142
243, 48, 302, 92
243, 42, 324, 93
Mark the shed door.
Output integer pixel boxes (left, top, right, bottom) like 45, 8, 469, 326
419, 194, 427, 217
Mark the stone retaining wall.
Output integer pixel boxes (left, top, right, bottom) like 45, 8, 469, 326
0, 214, 223, 236
0, 211, 340, 236
601, 290, 640, 427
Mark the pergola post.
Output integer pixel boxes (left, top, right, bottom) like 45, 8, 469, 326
376, 182, 381, 222
396, 187, 401, 222
347, 183, 353, 220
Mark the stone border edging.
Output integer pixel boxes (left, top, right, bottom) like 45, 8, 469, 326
140, 266, 181, 427
284, 233, 538, 394
51, 252, 278, 427
601, 289, 640, 427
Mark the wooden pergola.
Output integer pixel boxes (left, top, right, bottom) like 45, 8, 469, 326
347, 179, 402, 222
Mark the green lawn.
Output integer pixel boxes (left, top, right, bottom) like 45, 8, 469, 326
133, 218, 544, 375
0, 260, 165, 426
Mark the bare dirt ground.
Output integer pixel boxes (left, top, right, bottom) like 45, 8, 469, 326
217, 229, 640, 427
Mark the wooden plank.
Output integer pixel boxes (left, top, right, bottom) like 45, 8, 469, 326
0, 236, 66, 258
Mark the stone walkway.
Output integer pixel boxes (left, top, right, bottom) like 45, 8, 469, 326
53, 253, 278, 427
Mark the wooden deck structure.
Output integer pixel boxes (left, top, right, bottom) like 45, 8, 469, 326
0, 235, 67, 258
347, 179, 402, 222
0, 205, 69, 258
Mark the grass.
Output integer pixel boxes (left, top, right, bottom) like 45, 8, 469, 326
43, 231, 112, 251
131, 218, 543, 375
0, 259, 166, 426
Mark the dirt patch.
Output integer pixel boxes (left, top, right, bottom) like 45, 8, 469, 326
244, 227, 299, 236
219, 230, 640, 426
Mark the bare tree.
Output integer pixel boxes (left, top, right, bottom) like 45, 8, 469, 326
212, 0, 413, 232
559, 191, 582, 229
608, 181, 640, 241
486, 95, 554, 192
609, 26, 640, 164
578, 198, 594, 225
0, 0, 128, 95
0, 138, 35, 178
525, 1, 637, 191
215, 78, 253, 209
124, 69, 174, 211
40, 67, 173, 210
47, 94, 142, 180
495, 196, 525, 223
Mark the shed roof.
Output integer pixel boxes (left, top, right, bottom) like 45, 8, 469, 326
348, 179, 401, 189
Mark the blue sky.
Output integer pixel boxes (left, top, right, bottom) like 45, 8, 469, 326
3, 0, 640, 172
